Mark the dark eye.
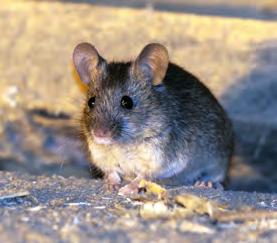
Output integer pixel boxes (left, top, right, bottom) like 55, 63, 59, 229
121, 96, 133, 110
88, 97, 96, 109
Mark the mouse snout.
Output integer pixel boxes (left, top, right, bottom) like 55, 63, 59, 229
94, 127, 111, 138
92, 125, 114, 145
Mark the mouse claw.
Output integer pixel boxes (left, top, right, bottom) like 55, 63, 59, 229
194, 180, 224, 190
194, 180, 212, 188
104, 171, 121, 192
104, 182, 120, 192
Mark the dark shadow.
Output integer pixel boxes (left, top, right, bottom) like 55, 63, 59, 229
0, 65, 100, 180
221, 40, 277, 193
0, 108, 103, 179
38, 0, 277, 21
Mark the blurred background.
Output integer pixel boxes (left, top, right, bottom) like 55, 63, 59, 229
0, 0, 277, 192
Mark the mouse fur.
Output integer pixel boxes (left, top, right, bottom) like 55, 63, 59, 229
73, 43, 233, 193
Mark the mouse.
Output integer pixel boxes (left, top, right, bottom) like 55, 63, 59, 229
73, 42, 234, 196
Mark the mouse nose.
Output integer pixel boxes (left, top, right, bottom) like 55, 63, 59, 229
93, 126, 113, 145
93, 127, 112, 138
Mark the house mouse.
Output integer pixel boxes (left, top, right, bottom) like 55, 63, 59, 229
73, 42, 233, 196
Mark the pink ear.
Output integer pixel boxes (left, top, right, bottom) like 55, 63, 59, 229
133, 43, 169, 86
73, 42, 106, 85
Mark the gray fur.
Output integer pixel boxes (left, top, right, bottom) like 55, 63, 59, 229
76, 43, 233, 186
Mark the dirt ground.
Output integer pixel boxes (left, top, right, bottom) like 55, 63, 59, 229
0, 0, 277, 242
1, 171, 277, 242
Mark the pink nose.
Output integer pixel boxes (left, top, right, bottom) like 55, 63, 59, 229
93, 128, 111, 138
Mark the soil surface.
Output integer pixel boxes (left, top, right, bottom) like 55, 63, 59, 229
1, 171, 277, 242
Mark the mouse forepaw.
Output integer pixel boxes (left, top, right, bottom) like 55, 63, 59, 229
104, 171, 121, 192
118, 176, 142, 197
118, 183, 139, 196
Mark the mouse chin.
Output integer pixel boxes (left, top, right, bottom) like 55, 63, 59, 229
92, 135, 114, 145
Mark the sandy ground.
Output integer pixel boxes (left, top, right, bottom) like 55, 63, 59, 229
1, 171, 277, 242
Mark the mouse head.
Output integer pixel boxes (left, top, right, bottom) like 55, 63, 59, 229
73, 42, 169, 145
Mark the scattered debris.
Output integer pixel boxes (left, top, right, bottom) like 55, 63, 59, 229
49, 198, 65, 207
64, 202, 92, 206
244, 219, 277, 231
0, 172, 277, 242
175, 194, 227, 217
139, 180, 167, 200
134, 180, 277, 229
178, 220, 215, 234
93, 205, 106, 209
27, 206, 45, 212
140, 201, 170, 219
214, 209, 277, 222
0, 191, 30, 201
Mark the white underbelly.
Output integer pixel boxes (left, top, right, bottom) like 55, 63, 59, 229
88, 138, 164, 177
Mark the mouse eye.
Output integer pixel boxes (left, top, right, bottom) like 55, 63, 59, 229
87, 97, 96, 109
121, 96, 133, 110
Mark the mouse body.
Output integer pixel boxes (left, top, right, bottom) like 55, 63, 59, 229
73, 43, 233, 195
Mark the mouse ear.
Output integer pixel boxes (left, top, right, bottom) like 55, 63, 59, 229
132, 43, 169, 86
73, 42, 107, 85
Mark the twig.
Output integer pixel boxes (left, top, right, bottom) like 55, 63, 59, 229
0, 191, 30, 200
